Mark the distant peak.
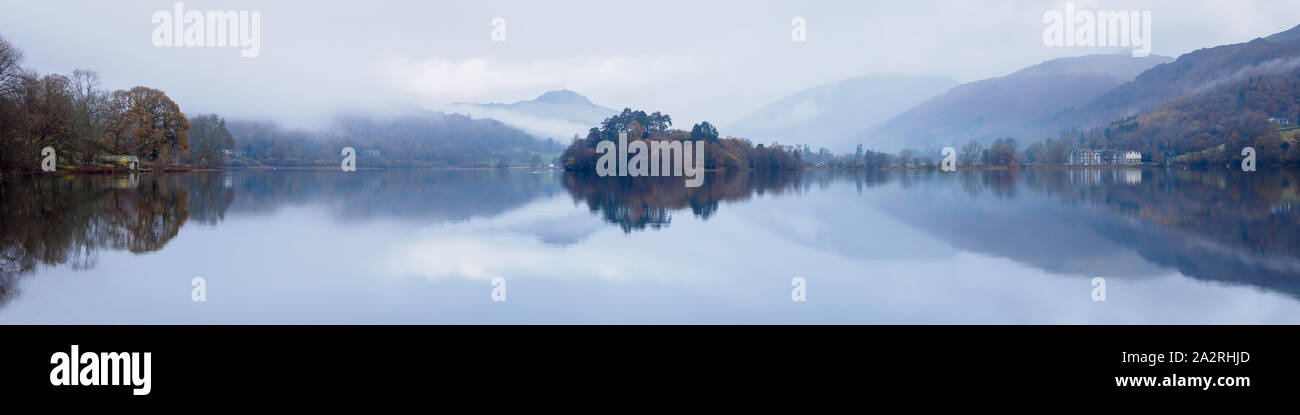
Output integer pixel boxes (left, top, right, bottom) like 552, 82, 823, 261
533, 89, 590, 104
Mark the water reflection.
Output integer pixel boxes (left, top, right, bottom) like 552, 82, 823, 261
0, 174, 208, 304
0, 170, 569, 307
1037, 168, 1300, 294
879, 168, 1300, 297
561, 170, 804, 232
225, 169, 562, 222
0, 167, 1297, 320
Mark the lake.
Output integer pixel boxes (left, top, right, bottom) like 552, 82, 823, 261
1, 167, 1298, 323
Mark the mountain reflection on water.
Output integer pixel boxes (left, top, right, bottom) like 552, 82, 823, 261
1, 167, 1296, 319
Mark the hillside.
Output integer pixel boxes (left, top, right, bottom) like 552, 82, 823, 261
1075, 69, 1300, 165
1040, 24, 1300, 138
1047, 25, 1300, 166
865, 54, 1171, 150
230, 110, 563, 168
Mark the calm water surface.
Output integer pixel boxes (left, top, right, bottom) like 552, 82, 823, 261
1, 168, 1297, 323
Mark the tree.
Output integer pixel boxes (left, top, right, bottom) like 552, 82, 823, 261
1022, 141, 1046, 164
1253, 131, 1285, 164
2, 38, 83, 171
187, 114, 234, 167
11, 74, 77, 168
959, 139, 983, 166
0, 36, 27, 171
690, 121, 719, 143
1226, 131, 1244, 150
1045, 138, 1071, 164
564, 108, 801, 172
601, 107, 668, 138
647, 111, 672, 132
898, 149, 914, 167
987, 138, 1018, 166
68, 69, 107, 164
103, 86, 190, 162
0, 35, 23, 89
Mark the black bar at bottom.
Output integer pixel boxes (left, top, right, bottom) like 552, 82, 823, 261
0, 325, 1289, 403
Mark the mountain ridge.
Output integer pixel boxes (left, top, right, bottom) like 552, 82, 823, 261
863, 54, 1172, 150
1031, 25, 1300, 142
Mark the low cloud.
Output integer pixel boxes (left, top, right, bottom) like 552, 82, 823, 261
377, 54, 717, 105
439, 103, 594, 140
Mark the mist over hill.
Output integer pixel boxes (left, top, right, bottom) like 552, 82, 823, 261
1041, 24, 1300, 136
443, 90, 618, 142
725, 74, 957, 152
228, 109, 563, 168
864, 54, 1172, 151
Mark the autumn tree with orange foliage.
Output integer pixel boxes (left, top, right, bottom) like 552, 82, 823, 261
102, 86, 190, 163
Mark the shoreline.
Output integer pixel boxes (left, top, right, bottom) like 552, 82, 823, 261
804, 163, 1155, 172
6, 162, 1288, 179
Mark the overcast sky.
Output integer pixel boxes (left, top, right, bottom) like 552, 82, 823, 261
3, 0, 1299, 129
